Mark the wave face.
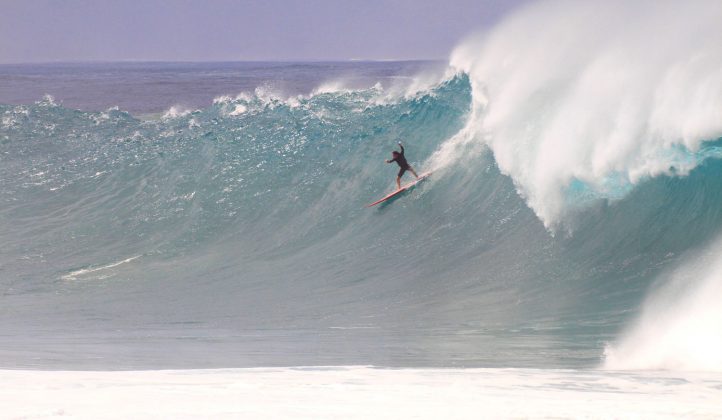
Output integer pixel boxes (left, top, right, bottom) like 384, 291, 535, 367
3, 3, 722, 371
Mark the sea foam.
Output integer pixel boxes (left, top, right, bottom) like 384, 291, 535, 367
436, 0, 722, 228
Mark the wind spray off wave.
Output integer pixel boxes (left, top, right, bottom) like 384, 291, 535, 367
438, 0, 722, 228
604, 234, 722, 372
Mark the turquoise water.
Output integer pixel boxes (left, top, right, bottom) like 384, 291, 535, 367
2, 61, 722, 369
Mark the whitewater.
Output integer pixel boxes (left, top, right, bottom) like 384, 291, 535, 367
3, 0, 722, 417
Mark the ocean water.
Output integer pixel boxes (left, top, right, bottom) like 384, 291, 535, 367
2, 0, 722, 385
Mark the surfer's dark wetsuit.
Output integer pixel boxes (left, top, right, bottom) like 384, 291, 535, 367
389, 144, 410, 177
386, 142, 419, 190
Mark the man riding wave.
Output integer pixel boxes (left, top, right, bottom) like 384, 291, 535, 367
386, 141, 419, 190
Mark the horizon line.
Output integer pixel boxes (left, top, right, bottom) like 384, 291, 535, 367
0, 58, 448, 66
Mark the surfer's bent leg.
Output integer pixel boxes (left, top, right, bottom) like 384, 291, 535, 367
409, 167, 419, 178
397, 167, 406, 190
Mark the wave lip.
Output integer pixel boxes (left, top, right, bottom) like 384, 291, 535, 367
445, 0, 722, 228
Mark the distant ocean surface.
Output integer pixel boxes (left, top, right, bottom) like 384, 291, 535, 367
0, 61, 439, 115
3, 0, 722, 381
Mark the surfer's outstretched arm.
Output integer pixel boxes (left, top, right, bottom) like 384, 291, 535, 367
398, 142, 404, 155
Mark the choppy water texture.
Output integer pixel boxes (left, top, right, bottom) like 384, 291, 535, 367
3, 1, 722, 372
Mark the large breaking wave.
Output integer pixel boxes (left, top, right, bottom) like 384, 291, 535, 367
439, 0, 722, 229
2, 0, 722, 371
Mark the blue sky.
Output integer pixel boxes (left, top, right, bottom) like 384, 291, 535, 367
0, 0, 528, 63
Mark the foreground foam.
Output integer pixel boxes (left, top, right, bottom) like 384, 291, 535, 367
3, 367, 721, 419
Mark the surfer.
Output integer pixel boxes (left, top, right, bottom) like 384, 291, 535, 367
386, 141, 419, 190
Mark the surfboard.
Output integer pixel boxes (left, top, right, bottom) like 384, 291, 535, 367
366, 172, 432, 208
